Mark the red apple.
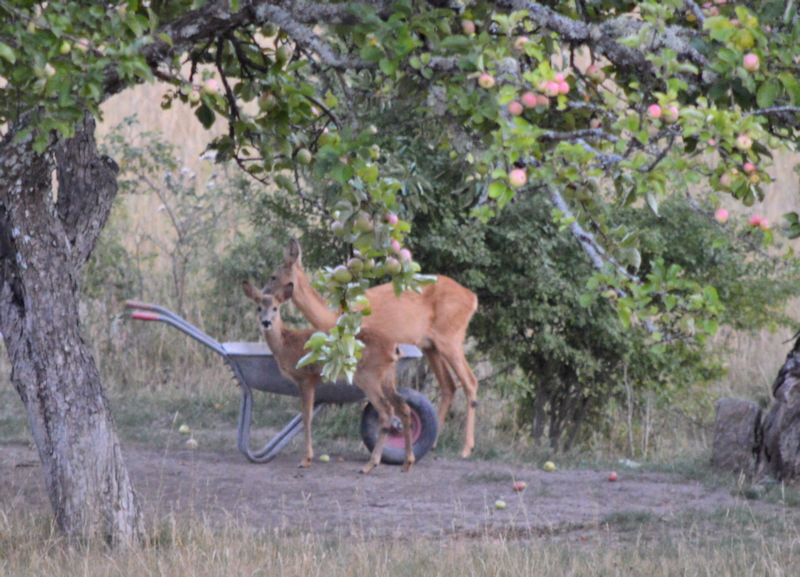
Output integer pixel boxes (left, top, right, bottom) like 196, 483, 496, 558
543, 81, 560, 97
508, 101, 524, 116
662, 105, 679, 124
748, 214, 762, 227
353, 213, 374, 233
714, 208, 729, 223
647, 104, 662, 120
586, 64, 605, 84
461, 19, 476, 35
478, 73, 495, 89
385, 257, 402, 274
347, 257, 364, 274
331, 265, 353, 284
521, 92, 537, 108
735, 134, 753, 151
508, 168, 527, 188
743, 53, 760, 72
608, 471, 618, 482
743, 162, 756, 174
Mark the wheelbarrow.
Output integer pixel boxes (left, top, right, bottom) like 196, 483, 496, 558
125, 300, 439, 465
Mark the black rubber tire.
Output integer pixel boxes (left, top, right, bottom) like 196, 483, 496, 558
360, 387, 439, 465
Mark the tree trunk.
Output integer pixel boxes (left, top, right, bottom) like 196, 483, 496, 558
0, 114, 142, 545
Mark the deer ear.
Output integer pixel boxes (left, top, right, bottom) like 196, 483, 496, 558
285, 238, 301, 265
279, 281, 294, 301
242, 281, 261, 301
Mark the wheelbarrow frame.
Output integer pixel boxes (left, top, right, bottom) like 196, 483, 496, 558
125, 300, 438, 464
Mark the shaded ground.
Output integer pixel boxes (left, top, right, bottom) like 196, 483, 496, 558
1, 440, 792, 542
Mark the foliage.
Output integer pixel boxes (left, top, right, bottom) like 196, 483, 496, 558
3, 1, 800, 405
390, 149, 736, 450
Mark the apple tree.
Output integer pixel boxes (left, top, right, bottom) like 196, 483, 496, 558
1, 0, 799, 543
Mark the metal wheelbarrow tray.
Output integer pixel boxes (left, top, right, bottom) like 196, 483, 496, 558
125, 300, 439, 464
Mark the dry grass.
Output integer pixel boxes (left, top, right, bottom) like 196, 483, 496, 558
2, 507, 800, 577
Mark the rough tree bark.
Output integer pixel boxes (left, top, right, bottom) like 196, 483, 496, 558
0, 114, 142, 544
758, 335, 800, 481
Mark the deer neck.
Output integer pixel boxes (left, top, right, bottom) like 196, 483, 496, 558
291, 265, 339, 331
261, 315, 287, 359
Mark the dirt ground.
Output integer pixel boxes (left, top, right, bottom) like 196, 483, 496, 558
1, 439, 792, 542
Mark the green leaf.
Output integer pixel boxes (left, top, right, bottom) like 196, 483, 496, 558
488, 180, 508, 199
0, 42, 16, 64
645, 190, 659, 216
195, 103, 215, 129
779, 72, 800, 106
360, 44, 383, 62
756, 79, 779, 108
379, 58, 398, 76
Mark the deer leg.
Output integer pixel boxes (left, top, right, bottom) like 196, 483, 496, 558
388, 388, 415, 472
436, 342, 479, 458
361, 395, 394, 474
298, 383, 316, 468
422, 347, 455, 445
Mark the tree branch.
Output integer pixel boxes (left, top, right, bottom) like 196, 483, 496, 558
549, 186, 639, 283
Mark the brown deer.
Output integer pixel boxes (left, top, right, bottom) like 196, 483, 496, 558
267, 238, 479, 458
242, 280, 415, 473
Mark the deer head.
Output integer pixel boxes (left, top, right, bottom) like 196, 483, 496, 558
265, 238, 302, 294
242, 280, 294, 332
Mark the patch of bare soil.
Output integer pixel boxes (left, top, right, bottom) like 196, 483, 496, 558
1, 441, 791, 543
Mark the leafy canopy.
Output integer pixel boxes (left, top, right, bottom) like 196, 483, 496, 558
2, 0, 800, 382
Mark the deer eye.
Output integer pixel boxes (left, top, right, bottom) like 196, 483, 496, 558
272, 307, 278, 312
256, 306, 262, 312
270, 275, 276, 281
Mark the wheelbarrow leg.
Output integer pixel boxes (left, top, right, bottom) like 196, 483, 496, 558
236, 383, 326, 463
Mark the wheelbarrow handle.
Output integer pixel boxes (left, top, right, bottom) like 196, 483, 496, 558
130, 311, 161, 321
125, 300, 157, 311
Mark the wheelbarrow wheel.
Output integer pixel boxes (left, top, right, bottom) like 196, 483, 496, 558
360, 387, 439, 465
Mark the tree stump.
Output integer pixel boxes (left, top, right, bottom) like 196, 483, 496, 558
756, 333, 800, 480
711, 398, 762, 473
760, 370, 800, 478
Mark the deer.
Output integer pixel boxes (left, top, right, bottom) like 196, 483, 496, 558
266, 238, 480, 458
242, 280, 415, 473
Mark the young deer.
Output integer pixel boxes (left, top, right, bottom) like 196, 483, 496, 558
242, 280, 415, 473
267, 239, 480, 458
